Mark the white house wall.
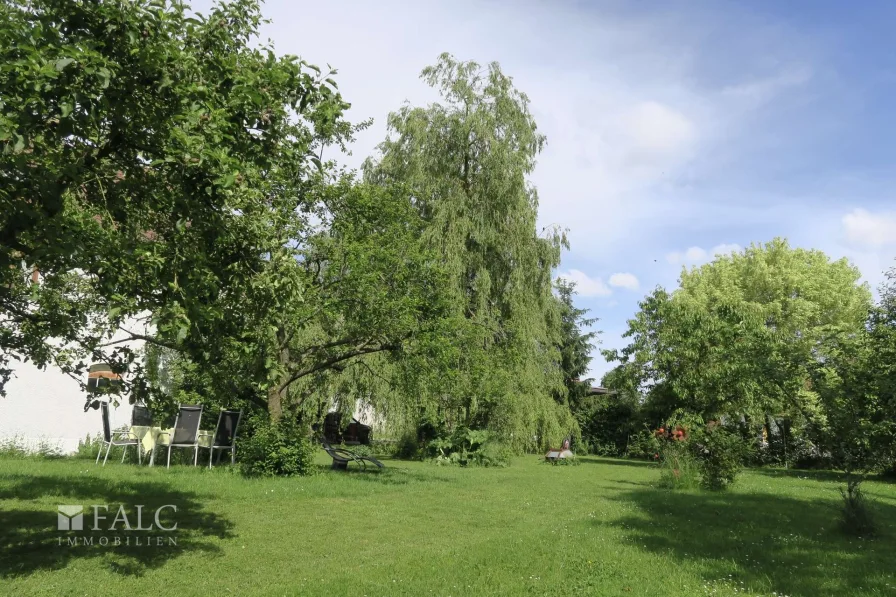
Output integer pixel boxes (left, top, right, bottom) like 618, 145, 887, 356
0, 359, 132, 454
0, 314, 150, 454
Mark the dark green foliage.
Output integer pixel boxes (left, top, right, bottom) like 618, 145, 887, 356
1, 0, 354, 396
555, 279, 599, 410
809, 265, 896, 532
394, 432, 422, 460
240, 417, 315, 477
2, 0, 579, 464
576, 394, 639, 456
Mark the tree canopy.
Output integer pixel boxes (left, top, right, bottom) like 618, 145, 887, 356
2, 2, 593, 454
812, 265, 896, 475
604, 238, 873, 421
363, 54, 574, 449
0, 0, 448, 421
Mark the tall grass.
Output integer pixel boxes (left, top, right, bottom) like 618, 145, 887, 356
657, 441, 700, 490
841, 477, 876, 537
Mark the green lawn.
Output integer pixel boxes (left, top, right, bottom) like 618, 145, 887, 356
1, 454, 895, 597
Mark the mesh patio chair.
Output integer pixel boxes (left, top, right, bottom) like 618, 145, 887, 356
132, 403, 153, 427
96, 401, 142, 466
204, 409, 243, 468
155, 404, 204, 468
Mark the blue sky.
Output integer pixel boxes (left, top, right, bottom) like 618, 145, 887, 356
196, 0, 896, 381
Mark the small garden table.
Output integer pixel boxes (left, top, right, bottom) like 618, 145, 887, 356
129, 426, 213, 466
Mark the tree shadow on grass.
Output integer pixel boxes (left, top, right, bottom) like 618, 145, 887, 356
755, 468, 896, 488
578, 456, 656, 469
604, 486, 896, 596
315, 464, 456, 486
613, 480, 653, 488
753, 468, 852, 483
0, 473, 234, 578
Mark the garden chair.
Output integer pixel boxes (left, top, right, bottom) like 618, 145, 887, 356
155, 404, 204, 468
97, 401, 142, 466
132, 403, 153, 427
204, 409, 243, 468
320, 438, 385, 471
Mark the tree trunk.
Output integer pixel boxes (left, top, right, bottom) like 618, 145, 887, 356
267, 385, 283, 421
267, 326, 290, 421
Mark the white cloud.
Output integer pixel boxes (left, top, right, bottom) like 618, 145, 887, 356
626, 101, 696, 155
211, 0, 814, 266
720, 68, 813, 108
666, 243, 742, 265
710, 243, 743, 257
842, 209, 896, 248
608, 272, 640, 290
556, 269, 612, 297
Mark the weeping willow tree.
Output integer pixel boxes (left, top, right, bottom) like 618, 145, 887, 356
363, 54, 575, 451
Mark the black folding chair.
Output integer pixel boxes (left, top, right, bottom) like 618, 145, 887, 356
96, 401, 141, 466
204, 409, 243, 468
154, 404, 204, 468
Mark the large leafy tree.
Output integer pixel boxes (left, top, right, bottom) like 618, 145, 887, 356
813, 263, 896, 476
0, 0, 447, 419
605, 239, 873, 421
0, 0, 344, 394
363, 54, 572, 449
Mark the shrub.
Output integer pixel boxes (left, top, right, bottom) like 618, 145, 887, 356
0, 435, 63, 458
547, 454, 580, 466
74, 433, 104, 460
425, 428, 510, 467
840, 478, 876, 537
692, 423, 750, 491
0, 435, 29, 458
626, 429, 660, 460
470, 440, 512, 467
577, 439, 618, 457
35, 439, 64, 458
240, 417, 315, 477
394, 432, 421, 459
341, 443, 373, 458
650, 411, 750, 491
577, 397, 639, 457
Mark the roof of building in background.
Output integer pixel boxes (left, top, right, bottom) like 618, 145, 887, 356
588, 386, 616, 395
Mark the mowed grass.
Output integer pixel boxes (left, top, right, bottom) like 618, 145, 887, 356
1, 454, 895, 597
